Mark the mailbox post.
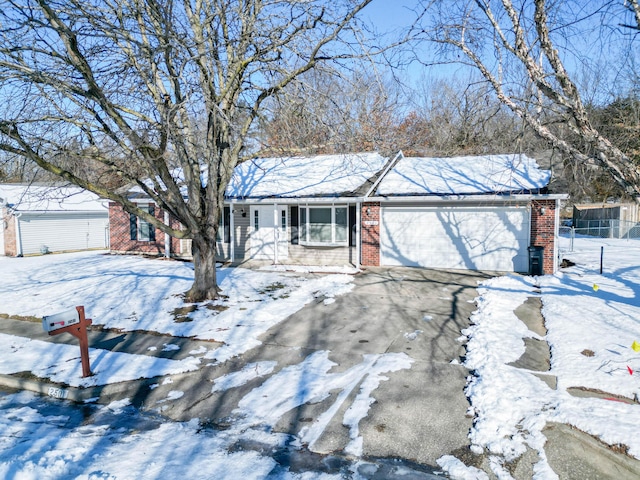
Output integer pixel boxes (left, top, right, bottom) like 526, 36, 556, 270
43, 306, 93, 378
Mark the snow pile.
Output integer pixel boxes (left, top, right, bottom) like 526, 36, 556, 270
441, 235, 640, 479
0, 392, 279, 479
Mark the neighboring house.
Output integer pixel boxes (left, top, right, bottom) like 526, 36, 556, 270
109, 151, 566, 274
0, 184, 109, 256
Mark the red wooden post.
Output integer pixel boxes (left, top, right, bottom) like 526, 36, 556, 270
47, 306, 93, 378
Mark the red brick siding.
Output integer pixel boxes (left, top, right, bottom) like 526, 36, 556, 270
530, 199, 556, 274
109, 202, 181, 256
361, 202, 380, 266
2, 211, 17, 256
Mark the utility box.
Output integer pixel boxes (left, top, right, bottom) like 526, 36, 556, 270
528, 246, 544, 276
42, 308, 80, 332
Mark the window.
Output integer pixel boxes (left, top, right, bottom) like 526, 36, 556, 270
215, 206, 231, 243
254, 209, 259, 230
298, 206, 348, 245
290, 206, 299, 244
130, 204, 156, 242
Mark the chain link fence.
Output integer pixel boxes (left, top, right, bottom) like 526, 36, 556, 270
560, 219, 640, 252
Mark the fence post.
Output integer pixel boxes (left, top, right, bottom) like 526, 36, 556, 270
570, 227, 575, 252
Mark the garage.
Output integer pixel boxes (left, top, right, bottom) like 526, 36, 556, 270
1, 184, 109, 256
18, 212, 108, 255
380, 205, 530, 272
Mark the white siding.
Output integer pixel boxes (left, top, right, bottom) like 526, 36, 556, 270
18, 212, 108, 255
381, 205, 530, 272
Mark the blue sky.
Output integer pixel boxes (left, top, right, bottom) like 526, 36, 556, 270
360, 0, 463, 88
364, 0, 421, 31
361, 0, 640, 103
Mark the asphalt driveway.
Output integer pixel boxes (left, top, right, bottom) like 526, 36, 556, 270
139, 266, 491, 468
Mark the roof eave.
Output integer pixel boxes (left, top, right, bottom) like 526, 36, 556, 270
367, 193, 569, 203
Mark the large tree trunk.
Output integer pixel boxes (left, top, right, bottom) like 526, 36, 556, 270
186, 234, 221, 302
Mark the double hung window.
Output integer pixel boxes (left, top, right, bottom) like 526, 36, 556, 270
129, 204, 156, 242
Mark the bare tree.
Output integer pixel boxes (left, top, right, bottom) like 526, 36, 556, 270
0, 0, 373, 301
413, 77, 536, 156
421, 0, 640, 200
259, 68, 408, 156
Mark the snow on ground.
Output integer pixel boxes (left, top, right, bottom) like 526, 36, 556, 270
0, 251, 418, 478
0, 250, 354, 368
441, 235, 640, 479
0, 333, 200, 387
2, 234, 640, 479
0, 391, 282, 480
0, 351, 412, 479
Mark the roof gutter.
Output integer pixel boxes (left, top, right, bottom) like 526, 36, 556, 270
366, 193, 569, 203
225, 197, 360, 205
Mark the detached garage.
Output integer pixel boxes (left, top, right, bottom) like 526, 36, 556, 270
0, 184, 109, 256
361, 154, 566, 275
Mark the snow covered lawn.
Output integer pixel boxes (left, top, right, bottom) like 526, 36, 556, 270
0, 251, 355, 386
0, 251, 417, 478
2, 236, 640, 479
443, 235, 640, 479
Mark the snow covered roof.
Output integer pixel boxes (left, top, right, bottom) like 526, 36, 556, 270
0, 184, 108, 213
226, 152, 389, 199
374, 154, 551, 196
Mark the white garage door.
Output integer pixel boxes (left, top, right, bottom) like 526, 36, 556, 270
19, 212, 109, 255
381, 206, 530, 272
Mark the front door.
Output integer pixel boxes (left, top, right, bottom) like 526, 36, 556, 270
249, 205, 288, 262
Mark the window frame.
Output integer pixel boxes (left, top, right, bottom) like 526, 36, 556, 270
298, 205, 349, 246
130, 203, 156, 242
215, 206, 231, 243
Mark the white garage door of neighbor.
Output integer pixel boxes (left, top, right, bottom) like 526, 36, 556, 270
381, 206, 530, 272
19, 212, 109, 255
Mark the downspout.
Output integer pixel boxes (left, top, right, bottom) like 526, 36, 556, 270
527, 203, 532, 251
14, 212, 23, 257
163, 211, 171, 258
554, 198, 561, 273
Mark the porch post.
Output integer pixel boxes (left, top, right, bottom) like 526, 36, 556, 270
163, 211, 171, 258
273, 203, 279, 265
229, 203, 235, 262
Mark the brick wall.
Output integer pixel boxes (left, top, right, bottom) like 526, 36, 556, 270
361, 202, 380, 266
530, 199, 556, 274
2, 211, 17, 256
109, 202, 181, 256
